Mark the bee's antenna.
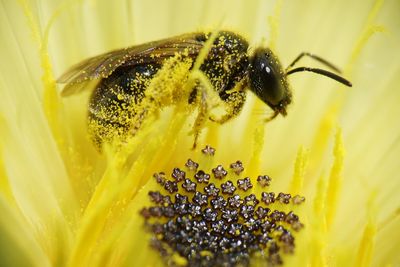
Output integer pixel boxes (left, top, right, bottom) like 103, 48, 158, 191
286, 67, 352, 87
286, 52, 342, 73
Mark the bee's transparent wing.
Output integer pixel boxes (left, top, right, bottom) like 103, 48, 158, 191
58, 33, 204, 96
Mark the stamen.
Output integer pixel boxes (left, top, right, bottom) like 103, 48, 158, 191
257, 175, 272, 187
212, 165, 228, 179
202, 145, 216, 156
326, 128, 344, 229
185, 158, 199, 171
230, 160, 244, 175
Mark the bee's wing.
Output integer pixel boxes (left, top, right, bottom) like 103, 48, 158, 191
58, 33, 205, 96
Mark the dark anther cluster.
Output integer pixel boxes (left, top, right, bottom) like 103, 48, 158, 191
140, 146, 305, 267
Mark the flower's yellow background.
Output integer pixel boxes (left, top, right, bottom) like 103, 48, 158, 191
0, 0, 399, 266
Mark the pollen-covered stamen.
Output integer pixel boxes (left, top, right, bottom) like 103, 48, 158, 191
185, 158, 199, 171
240, 204, 255, 219
163, 181, 178, 194
210, 195, 227, 209
256, 206, 270, 219
162, 206, 175, 218
203, 208, 218, 222
142, 145, 305, 267
161, 195, 172, 206
276, 192, 292, 204
153, 172, 166, 185
257, 175, 272, 187
261, 192, 276, 205
212, 164, 228, 179
171, 168, 186, 182
230, 160, 244, 175
148, 191, 164, 204
182, 178, 197, 192
204, 183, 220, 197
221, 208, 239, 223
139, 207, 152, 219
244, 194, 259, 206
188, 204, 202, 217
228, 194, 243, 208
292, 195, 306, 205
237, 177, 253, 191
201, 145, 216, 155
221, 181, 237, 195
192, 191, 208, 206
194, 170, 210, 184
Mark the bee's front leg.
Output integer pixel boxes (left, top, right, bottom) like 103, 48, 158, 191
209, 83, 247, 124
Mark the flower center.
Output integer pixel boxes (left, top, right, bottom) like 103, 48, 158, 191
140, 145, 305, 266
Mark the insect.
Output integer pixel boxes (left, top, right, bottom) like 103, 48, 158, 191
58, 30, 351, 148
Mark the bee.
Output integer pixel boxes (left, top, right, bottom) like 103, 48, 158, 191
58, 31, 351, 148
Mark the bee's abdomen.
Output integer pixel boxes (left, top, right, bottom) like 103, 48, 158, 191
88, 64, 160, 147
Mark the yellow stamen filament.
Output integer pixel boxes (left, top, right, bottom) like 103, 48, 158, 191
309, 103, 338, 173
267, 0, 282, 52
290, 145, 308, 195
19, 0, 65, 146
248, 124, 264, 179
310, 176, 328, 267
0, 119, 15, 204
355, 220, 376, 267
378, 207, 400, 231
69, 120, 171, 266
325, 128, 344, 229
346, 0, 385, 75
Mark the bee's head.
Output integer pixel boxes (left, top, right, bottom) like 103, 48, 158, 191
248, 47, 352, 119
248, 48, 291, 116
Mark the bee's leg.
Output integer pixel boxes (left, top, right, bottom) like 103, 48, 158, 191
264, 110, 279, 122
191, 87, 209, 149
129, 92, 163, 137
130, 108, 149, 136
209, 90, 246, 124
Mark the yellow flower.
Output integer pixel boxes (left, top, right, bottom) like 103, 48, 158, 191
1, 0, 399, 266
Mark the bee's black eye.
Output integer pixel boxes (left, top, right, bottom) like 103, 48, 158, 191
249, 49, 285, 107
